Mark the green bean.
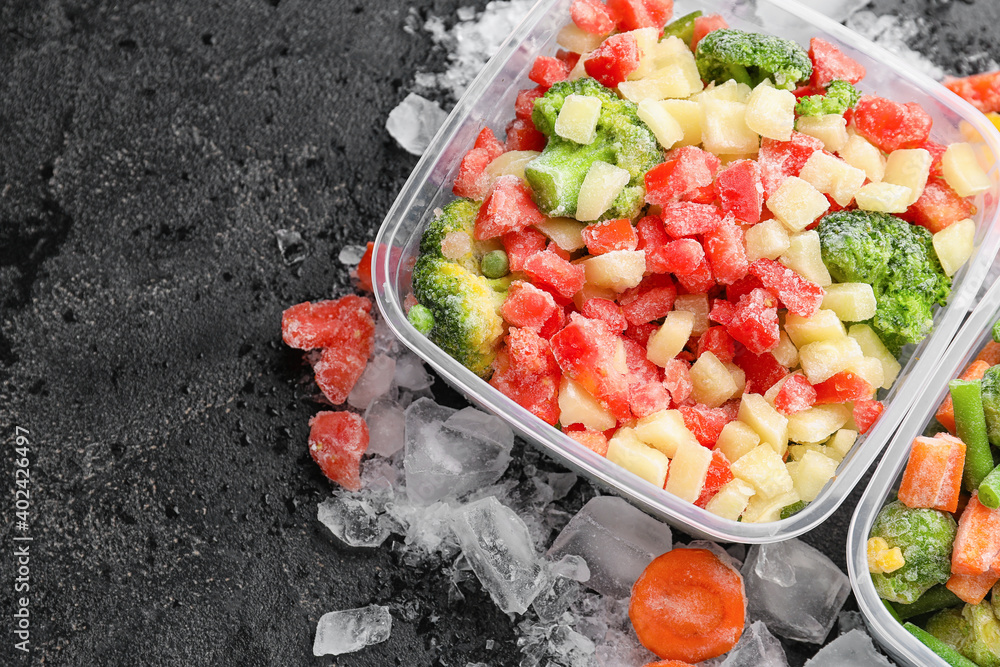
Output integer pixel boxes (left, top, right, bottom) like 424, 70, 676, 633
949, 379, 996, 492
779, 500, 807, 520
903, 622, 979, 667
892, 585, 963, 621
661, 10, 702, 45
884, 599, 903, 623
978, 463, 1000, 509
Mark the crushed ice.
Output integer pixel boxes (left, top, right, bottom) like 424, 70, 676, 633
274, 228, 307, 265
385, 92, 449, 156
313, 604, 392, 656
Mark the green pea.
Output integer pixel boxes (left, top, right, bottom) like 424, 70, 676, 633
481, 250, 509, 279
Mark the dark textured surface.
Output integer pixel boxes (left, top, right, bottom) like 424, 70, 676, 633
1, 1, 997, 665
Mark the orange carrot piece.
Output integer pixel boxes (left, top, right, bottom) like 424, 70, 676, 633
643, 662, 695, 667
952, 493, 1000, 575
975, 341, 1000, 366
630, 548, 746, 663
936, 360, 991, 434
898, 434, 966, 513
946, 570, 1000, 604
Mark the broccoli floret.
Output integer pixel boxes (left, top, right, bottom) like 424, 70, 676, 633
695, 28, 812, 90
411, 200, 505, 378
993, 318, 1000, 343
927, 602, 1000, 667
982, 365, 1000, 448
869, 501, 956, 604
818, 210, 951, 355
661, 10, 701, 45
525, 77, 661, 221
795, 80, 861, 117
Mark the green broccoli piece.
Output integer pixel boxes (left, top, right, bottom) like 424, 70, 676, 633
981, 365, 1000, 448
993, 319, 1000, 343
795, 80, 861, 117
525, 77, 661, 221
694, 28, 812, 90
869, 501, 956, 604
411, 200, 506, 378
661, 10, 701, 45
818, 210, 952, 355
927, 602, 1000, 667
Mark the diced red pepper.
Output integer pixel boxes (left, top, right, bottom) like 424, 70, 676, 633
453, 147, 495, 200
697, 326, 736, 364
523, 247, 587, 300
758, 133, 825, 196
674, 256, 716, 294
475, 175, 545, 240
647, 238, 705, 275
474, 126, 505, 160
585, 32, 641, 88
808, 37, 866, 89
726, 274, 765, 305
660, 202, 724, 237
774, 374, 816, 415
709, 299, 735, 327
515, 86, 548, 122
490, 327, 562, 425
898, 433, 966, 514
631, 381, 672, 418
619, 274, 677, 326
645, 146, 720, 206
623, 335, 662, 389
703, 214, 749, 285
734, 349, 787, 395
852, 95, 933, 153
550, 313, 632, 421
308, 411, 369, 491
944, 70, 1000, 114
505, 117, 547, 152
502, 280, 561, 333
356, 242, 375, 292
813, 371, 873, 405
529, 55, 572, 87
583, 217, 639, 255
607, 0, 674, 31
749, 258, 824, 318
690, 13, 728, 50
695, 450, 734, 508
581, 297, 628, 333
662, 358, 693, 405
902, 177, 975, 234
636, 214, 669, 249
714, 159, 764, 224
727, 288, 780, 355
625, 321, 659, 347
571, 0, 618, 35
914, 139, 947, 179
503, 227, 548, 272
852, 399, 884, 434
282, 296, 374, 351
679, 404, 734, 449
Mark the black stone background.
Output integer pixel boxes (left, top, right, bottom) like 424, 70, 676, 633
1, 0, 998, 665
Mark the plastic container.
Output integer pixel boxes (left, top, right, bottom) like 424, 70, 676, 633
372, 0, 1000, 543
848, 276, 1000, 667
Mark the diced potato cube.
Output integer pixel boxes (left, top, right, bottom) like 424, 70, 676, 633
572, 282, 618, 310
792, 449, 839, 501
745, 218, 790, 261
763, 374, 790, 407
659, 99, 702, 147
796, 113, 849, 152
558, 377, 616, 432
784, 309, 846, 348
772, 330, 799, 368
854, 182, 913, 214
647, 310, 695, 367
673, 293, 710, 336
485, 150, 541, 186
705, 478, 756, 521
665, 439, 713, 503
696, 79, 751, 103
742, 489, 800, 523
779, 230, 832, 286
633, 409, 699, 458
606, 428, 670, 487
717, 420, 761, 463
535, 217, 587, 252
660, 49, 704, 97
726, 362, 746, 395
690, 351, 740, 408
821, 283, 877, 322
846, 357, 884, 393
787, 443, 830, 461
766, 176, 830, 232
620, 57, 702, 101
798, 337, 864, 384
556, 24, 605, 53
787, 404, 852, 444
576, 161, 631, 221
745, 82, 796, 141
700, 98, 759, 155
883, 148, 932, 207
555, 94, 602, 145
731, 444, 794, 499
848, 324, 900, 389
738, 394, 789, 456
581, 250, 646, 291
626, 28, 663, 80
798, 151, 866, 207
839, 132, 885, 182
827, 428, 858, 460
637, 100, 684, 149
942, 142, 992, 197
933, 218, 976, 277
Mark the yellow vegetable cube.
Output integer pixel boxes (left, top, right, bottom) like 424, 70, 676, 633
787, 404, 852, 445
646, 310, 695, 367
716, 420, 761, 463
665, 439, 713, 503
784, 309, 846, 348
534, 217, 587, 252
658, 99, 702, 147
796, 113, 849, 152
555, 94, 602, 145
576, 161, 631, 221
690, 351, 740, 408
792, 449, 839, 501
705, 478, 756, 521
798, 151, 866, 207
558, 377, 616, 432
766, 176, 830, 232
779, 230, 832, 286
933, 218, 975, 277
606, 427, 670, 488
485, 150, 540, 186
798, 337, 864, 384
821, 283, 877, 322
700, 98, 759, 155
854, 182, 913, 214
556, 24, 604, 54
826, 429, 858, 460
745, 218, 791, 262
673, 293, 710, 336
772, 330, 799, 368
848, 324, 900, 389
875, 547, 906, 574
633, 409, 699, 458
637, 100, 684, 149
731, 444, 794, 499
581, 250, 646, 292
738, 393, 789, 456
839, 132, 885, 182
883, 148, 932, 207
742, 489, 800, 523
744, 82, 796, 141
942, 142, 991, 197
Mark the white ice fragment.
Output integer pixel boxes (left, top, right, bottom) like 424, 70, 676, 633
317, 496, 392, 548
275, 229, 307, 265
596, 628, 658, 667
794, 0, 868, 22
360, 456, 402, 491
550, 554, 590, 583
719, 621, 788, 667
365, 397, 406, 458
531, 575, 581, 623
373, 317, 399, 357
837, 610, 866, 635
394, 351, 433, 391
803, 628, 894, 666
742, 539, 852, 644
385, 93, 449, 156
348, 353, 396, 410
547, 496, 672, 598
313, 604, 392, 656
338, 244, 368, 267
546, 471, 578, 501
451, 496, 548, 615
387, 499, 458, 561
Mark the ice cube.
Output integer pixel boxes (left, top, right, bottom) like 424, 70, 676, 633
803, 628, 894, 666
313, 604, 392, 656
338, 244, 368, 266
719, 621, 788, 667
596, 629, 658, 667
547, 496, 673, 598
365, 397, 406, 458
531, 575, 581, 623
550, 554, 590, 583
275, 228, 307, 265
385, 93, 448, 156
742, 539, 851, 644
450, 496, 548, 615
373, 316, 399, 358
838, 610, 866, 635
388, 499, 458, 562
394, 351, 434, 391
317, 495, 392, 548
347, 353, 396, 410
404, 403, 514, 505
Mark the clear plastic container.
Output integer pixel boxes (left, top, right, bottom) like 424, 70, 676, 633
372, 0, 1000, 542
848, 276, 1000, 667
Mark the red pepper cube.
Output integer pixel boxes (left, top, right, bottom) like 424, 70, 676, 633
529, 55, 572, 88
453, 147, 495, 200
726, 288, 780, 355
774, 374, 817, 415
703, 214, 749, 286
636, 214, 669, 250
503, 227, 548, 272
735, 349, 788, 396
674, 256, 715, 294
902, 178, 975, 234
709, 299, 735, 327
659, 202, 724, 237
630, 381, 672, 418
523, 248, 587, 301
695, 449, 735, 508
944, 71, 1000, 114
662, 358, 692, 405
625, 321, 659, 347
915, 139, 947, 179
898, 434, 966, 513
515, 86, 548, 122
853, 95, 933, 153
581, 296, 628, 333
647, 238, 705, 275
813, 371, 872, 405
505, 117, 547, 152
501, 280, 561, 333
282, 295, 375, 351
853, 399, 884, 434
570, 0, 618, 35
607, 0, 673, 31
564, 427, 610, 456
749, 258, 824, 318
691, 13, 728, 50
619, 274, 677, 326
308, 411, 369, 491
726, 274, 765, 305
644, 146, 720, 206
678, 404, 734, 449
474, 175, 546, 240
550, 313, 632, 421
715, 159, 764, 224
623, 335, 662, 389
582, 217, 638, 255
356, 242, 375, 292
697, 326, 736, 364
758, 133, 825, 197
490, 327, 562, 425
474, 127, 505, 161
808, 37, 866, 89
584, 31, 641, 88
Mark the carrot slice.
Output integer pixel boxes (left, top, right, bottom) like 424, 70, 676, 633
936, 360, 991, 434
976, 341, 1000, 366
898, 434, 966, 513
630, 548, 745, 663
946, 570, 1000, 605
951, 493, 1000, 576
643, 661, 695, 667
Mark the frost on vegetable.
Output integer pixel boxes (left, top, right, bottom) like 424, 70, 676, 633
926, 602, 1000, 667
695, 29, 813, 90
869, 500, 956, 604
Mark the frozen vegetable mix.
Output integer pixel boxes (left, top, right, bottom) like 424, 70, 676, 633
694, 28, 812, 89
869, 500, 957, 604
